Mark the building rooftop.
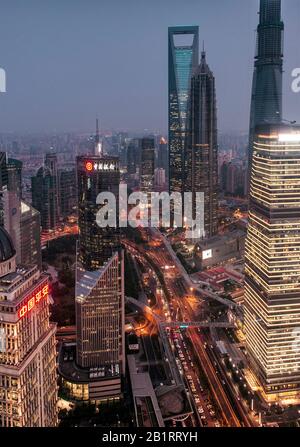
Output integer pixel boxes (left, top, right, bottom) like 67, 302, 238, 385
196, 229, 245, 250
0, 265, 40, 299
58, 343, 121, 384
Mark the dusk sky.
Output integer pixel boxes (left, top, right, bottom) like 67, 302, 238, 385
0, 0, 299, 134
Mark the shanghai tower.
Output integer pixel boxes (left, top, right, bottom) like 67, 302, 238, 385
248, 0, 284, 173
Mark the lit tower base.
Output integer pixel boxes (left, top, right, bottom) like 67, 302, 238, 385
245, 124, 300, 403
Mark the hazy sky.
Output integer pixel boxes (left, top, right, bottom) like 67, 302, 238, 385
0, 0, 299, 134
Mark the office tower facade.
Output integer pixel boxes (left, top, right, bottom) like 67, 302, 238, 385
76, 251, 125, 373
77, 155, 120, 271
31, 166, 58, 232
0, 228, 57, 426
58, 168, 77, 217
0, 189, 42, 270
187, 50, 218, 238
20, 201, 42, 270
220, 160, 248, 197
248, 0, 284, 172
140, 137, 155, 193
169, 26, 199, 194
154, 168, 166, 190
0, 153, 22, 199
60, 249, 124, 402
59, 154, 125, 402
245, 124, 300, 399
127, 139, 140, 176
45, 153, 60, 220
6, 159, 22, 198
157, 137, 168, 179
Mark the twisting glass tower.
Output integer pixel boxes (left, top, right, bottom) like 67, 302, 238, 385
245, 124, 300, 399
248, 0, 284, 175
168, 26, 199, 194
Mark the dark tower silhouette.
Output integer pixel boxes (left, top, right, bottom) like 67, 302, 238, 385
248, 0, 284, 179
187, 48, 218, 238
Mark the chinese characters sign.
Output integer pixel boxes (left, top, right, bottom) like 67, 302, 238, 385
18, 283, 49, 320
85, 161, 117, 172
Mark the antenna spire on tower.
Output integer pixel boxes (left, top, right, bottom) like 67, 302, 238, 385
95, 117, 102, 156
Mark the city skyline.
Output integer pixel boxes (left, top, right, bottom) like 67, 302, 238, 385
1, 0, 300, 431
0, 0, 299, 134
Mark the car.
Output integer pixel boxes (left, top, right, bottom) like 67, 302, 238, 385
195, 397, 200, 404
215, 421, 221, 427
198, 407, 204, 414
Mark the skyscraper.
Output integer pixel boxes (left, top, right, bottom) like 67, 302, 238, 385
157, 137, 168, 181
187, 49, 218, 238
0, 153, 22, 199
31, 166, 58, 232
140, 137, 155, 193
1, 189, 42, 270
77, 155, 120, 271
45, 153, 60, 220
0, 228, 57, 426
248, 0, 284, 175
169, 26, 199, 194
94, 118, 102, 156
126, 138, 140, 176
76, 251, 125, 373
68, 149, 125, 401
245, 124, 300, 399
58, 168, 77, 217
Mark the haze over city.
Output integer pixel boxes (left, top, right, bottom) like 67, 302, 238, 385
0, 0, 299, 134
1, 0, 300, 436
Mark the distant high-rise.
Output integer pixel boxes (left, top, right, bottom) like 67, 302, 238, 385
169, 26, 199, 194
58, 168, 77, 217
248, 0, 284, 174
187, 49, 218, 238
6, 158, 22, 198
245, 124, 300, 399
31, 166, 58, 232
45, 153, 60, 220
95, 118, 102, 156
77, 155, 120, 271
1, 189, 42, 270
20, 201, 42, 270
0, 153, 22, 198
140, 137, 155, 193
126, 138, 140, 176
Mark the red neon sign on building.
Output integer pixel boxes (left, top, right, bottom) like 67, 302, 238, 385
85, 161, 93, 172
18, 283, 49, 320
